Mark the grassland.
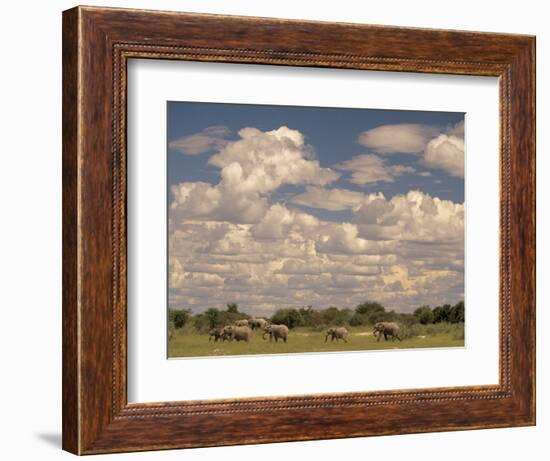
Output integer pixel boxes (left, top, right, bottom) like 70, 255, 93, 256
168, 325, 464, 358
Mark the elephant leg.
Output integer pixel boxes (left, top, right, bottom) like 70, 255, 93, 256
384, 332, 388, 341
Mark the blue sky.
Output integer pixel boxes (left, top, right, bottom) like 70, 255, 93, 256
168, 102, 464, 202
167, 101, 465, 314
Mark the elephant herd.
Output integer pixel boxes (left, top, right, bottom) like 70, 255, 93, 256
208, 318, 288, 343
208, 319, 402, 344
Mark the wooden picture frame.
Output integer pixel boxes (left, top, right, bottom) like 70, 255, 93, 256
62, 5, 535, 455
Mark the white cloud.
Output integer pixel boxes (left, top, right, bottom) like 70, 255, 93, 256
447, 120, 465, 137
169, 126, 231, 155
354, 190, 464, 242
357, 124, 440, 154
336, 154, 415, 185
423, 134, 464, 178
170, 126, 339, 224
168, 127, 465, 314
290, 186, 367, 211
209, 126, 339, 193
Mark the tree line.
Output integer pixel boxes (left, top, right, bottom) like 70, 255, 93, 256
169, 300, 464, 334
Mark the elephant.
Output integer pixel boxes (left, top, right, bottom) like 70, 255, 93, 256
208, 327, 225, 342
262, 324, 289, 343
223, 325, 252, 342
325, 327, 349, 343
373, 322, 402, 342
248, 318, 267, 330
234, 319, 249, 327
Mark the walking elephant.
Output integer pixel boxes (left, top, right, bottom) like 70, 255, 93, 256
208, 327, 225, 342
248, 318, 267, 330
325, 327, 349, 343
373, 322, 402, 342
223, 325, 252, 342
262, 324, 289, 343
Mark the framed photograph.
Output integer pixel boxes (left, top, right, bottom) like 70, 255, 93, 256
62, 6, 535, 454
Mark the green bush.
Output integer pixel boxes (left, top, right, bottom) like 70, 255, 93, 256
171, 310, 191, 329
271, 308, 304, 329
399, 323, 425, 340
355, 301, 385, 317
349, 312, 368, 326
433, 304, 452, 323
449, 301, 465, 323
414, 306, 434, 325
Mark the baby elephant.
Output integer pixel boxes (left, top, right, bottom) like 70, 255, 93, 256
208, 327, 225, 342
262, 324, 289, 343
223, 325, 252, 342
325, 327, 349, 343
373, 322, 402, 342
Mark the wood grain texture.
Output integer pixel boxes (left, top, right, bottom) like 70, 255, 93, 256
62, 5, 536, 455
61, 7, 80, 454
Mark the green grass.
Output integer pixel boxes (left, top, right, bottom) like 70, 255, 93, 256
168, 326, 464, 358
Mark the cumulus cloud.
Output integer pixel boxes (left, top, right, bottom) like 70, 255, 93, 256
170, 126, 339, 224
168, 126, 464, 314
447, 120, 465, 137
354, 190, 464, 242
357, 124, 440, 154
169, 126, 231, 155
423, 134, 464, 178
290, 186, 367, 211
209, 126, 339, 192
335, 154, 415, 185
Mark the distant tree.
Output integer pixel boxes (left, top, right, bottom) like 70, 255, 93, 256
203, 308, 223, 329
396, 312, 418, 326
172, 310, 191, 329
449, 301, 465, 323
298, 306, 324, 328
226, 303, 239, 314
355, 301, 385, 317
349, 312, 368, 326
414, 306, 434, 325
271, 308, 304, 329
369, 309, 396, 324
432, 304, 452, 323
321, 307, 352, 326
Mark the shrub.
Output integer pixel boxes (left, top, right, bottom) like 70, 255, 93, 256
171, 310, 191, 329
349, 312, 368, 326
226, 302, 239, 314
399, 323, 425, 340
299, 306, 325, 328
414, 306, 434, 325
355, 301, 385, 317
271, 308, 304, 329
321, 307, 352, 326
432, 304, 452, 323
449, 301, 465, 323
